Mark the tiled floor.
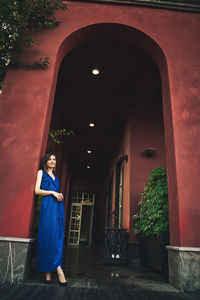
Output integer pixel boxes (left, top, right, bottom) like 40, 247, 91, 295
0, 246, 200, 300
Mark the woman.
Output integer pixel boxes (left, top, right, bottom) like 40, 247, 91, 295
35, 153, 67, 285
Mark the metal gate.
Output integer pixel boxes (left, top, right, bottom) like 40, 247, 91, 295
104, 228, 128, 265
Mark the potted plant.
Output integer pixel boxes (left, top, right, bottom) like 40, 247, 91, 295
132, 166, 169, 278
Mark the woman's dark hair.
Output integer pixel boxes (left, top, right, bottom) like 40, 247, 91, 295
40, 152, 56, 173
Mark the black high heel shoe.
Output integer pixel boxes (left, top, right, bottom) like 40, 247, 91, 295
44, 273, 53, 284
44, 277, 53, 284
57, 274, 68, 286
58, 281, 68, 287
44, 279, 53, 284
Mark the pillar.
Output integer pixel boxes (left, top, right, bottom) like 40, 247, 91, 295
162, 32, 200, 291
0, 62, 56, 283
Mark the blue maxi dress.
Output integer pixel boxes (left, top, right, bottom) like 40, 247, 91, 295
36, 170, 65, 272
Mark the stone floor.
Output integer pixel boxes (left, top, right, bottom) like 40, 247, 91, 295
0, 245, 200, 300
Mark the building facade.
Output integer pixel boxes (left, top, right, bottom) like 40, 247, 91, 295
0, 0, 200, 291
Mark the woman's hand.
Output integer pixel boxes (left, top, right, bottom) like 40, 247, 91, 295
52, 191, 64, 202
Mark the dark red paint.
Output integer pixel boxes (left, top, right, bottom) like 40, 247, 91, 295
0, 2, 199, 248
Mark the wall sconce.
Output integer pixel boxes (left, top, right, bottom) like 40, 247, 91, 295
144, 148, 156, 158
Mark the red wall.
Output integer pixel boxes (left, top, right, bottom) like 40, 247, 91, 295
0, 2, 200, 247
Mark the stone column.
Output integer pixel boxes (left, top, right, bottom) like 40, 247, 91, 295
167, 246, 200, 292
0, 237, 34, 285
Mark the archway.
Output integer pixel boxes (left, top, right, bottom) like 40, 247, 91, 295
39, 23, 172, 279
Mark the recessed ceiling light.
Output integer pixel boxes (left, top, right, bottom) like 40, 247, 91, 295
89, 123, 95, 127
87, 150, 92, 154
87, 165, 91, 169
92, 68, 99, 75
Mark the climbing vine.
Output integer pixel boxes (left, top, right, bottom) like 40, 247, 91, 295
49, 128, 75, 144
0, 0, 68, 89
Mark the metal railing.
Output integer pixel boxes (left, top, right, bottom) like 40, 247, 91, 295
104, 228, 128, 265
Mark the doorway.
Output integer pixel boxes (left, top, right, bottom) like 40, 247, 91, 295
80, 205, 94, 246
115, 160, 124, 228
68, 191, 95, 246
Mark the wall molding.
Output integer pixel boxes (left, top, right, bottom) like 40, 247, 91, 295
70, 0, 200, 13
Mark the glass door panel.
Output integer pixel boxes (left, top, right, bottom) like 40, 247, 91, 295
68, 203, 82, 245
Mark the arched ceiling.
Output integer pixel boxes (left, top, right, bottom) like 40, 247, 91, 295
51, 39, 162, 179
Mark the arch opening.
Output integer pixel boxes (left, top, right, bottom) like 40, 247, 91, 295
31, 23, 174, 281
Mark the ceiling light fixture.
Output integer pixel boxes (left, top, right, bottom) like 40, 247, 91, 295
87, 150, 92, 154
89, 123, 95, 127
87, 165, 91, 169
92, 68, 99, 76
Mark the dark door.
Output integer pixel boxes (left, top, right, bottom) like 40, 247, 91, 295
107, 173, 113, 226
115, 161, 123, 228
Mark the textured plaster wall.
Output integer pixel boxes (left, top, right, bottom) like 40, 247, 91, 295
0, 2, 200, 247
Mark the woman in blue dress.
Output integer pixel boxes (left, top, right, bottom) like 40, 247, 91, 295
35, 153, 67, 285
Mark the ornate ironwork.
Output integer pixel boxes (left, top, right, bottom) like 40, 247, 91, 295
104, 228, 128, 264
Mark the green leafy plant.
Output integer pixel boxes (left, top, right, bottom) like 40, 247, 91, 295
32, 57, 50, 69
49, 128, 75, 144
133, 166, 169, 237
10, 57, 50, 69
0, 0, 68, 88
